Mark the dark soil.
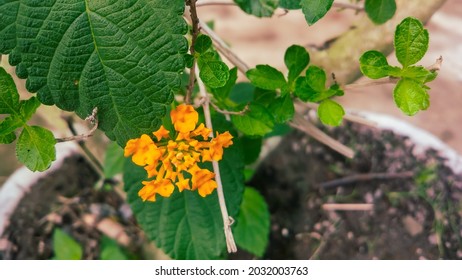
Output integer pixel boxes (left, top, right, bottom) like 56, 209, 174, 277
248, 123, 462, 259
1, 124, 462, 259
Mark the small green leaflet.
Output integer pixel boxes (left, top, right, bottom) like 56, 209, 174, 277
300, 0, 334, 25
317, 99, 345, 126
294, 66, 343, 103
234, 187, 270, 257
52, 228, 83, 260
365, 0, 397, 25
234, 0, 279, 17
393, 78, 429, 116
0, 67, 20, 114
16, 125, 56, 172
359, 50, 391, 79
231, 103, 275, 136
395, 17, 429, 67
284, 45, 310, 86
198, 52, 230, 88
246, 65, 287, 91
195, 34, 213, 54
268, 94, 295, 123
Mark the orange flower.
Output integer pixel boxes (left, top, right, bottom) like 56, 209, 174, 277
124, 104, 233, 202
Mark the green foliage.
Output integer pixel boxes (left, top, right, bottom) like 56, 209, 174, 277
279, 0, 301, 9
395, 17, 429, 67
269, 94, 295, 123
234, 0, 279, 17
240, 136, 263, 165
246, 65, 287, 91
195, 34, 213, 54
360, 17, 434, 115
0, 67, 55, 171
100, 236, 129, 260
52, 228, 83, 260
234, 187, 270, 257
365, 0, 397, 24
0, 0, 188, 147
104, 141, 125, 179
16, 125, 56, 171
124, 117, 245, 260
317, 99, 345, 126
198, 52, 230, 88
231, 103, 275, 136
284, 45, 310, 86
300, 0, 334, 25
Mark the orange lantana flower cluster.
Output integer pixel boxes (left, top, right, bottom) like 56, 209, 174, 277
124, 104, 233, 202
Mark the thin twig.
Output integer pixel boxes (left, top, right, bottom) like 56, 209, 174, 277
196, 67, 237, 253
319, 171, 415, 189
57, 108, 104, 172
290, 114, 355, 158
199, 20, 250, 74
185, 0, 200, 105
210, 101, 249, 116
322, 204, 374, 211
343, 77, 399, 91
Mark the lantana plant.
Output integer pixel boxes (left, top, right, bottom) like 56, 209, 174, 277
0, 0, 441, 259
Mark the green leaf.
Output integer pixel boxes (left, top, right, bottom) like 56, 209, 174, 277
19, 97, 41, 122
365, 0, 397, 24
359, 50, 391, 79
229, 82, 254, 104
234, 187, 270, 257
1, 1, 188, 147
195, 34, 212, 54
0, 67, 20, 114
393, 78, 429, 116
52, 228, 83, 260
394, 17, 429, 67
16, 125, 56, 171
317, 99, 345, 126
279, 0, 301, 9
0, 132, 16, 144
198, 52, 230, 88
253, 88, 277, 106
240, 136, 262, 165
124, 118, 245, 260
234, 0, 279, 17
231, 103, 275, 136
268, 94, 295, 123
100, 236, 128, 260
246, 65, 287, 91
0, 115, 23, 136
400, 66, 437, 84
104, 141, 125, 178
294, 66, 327, 102
211, 67, 238, 102
300, 0, 334, 25
284, 45, 310, 85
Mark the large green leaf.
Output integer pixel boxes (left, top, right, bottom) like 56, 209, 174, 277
300, 0, 334, 25
0, 0, 188, 146
365, 0, 397, 25
393, 78, 429, 116
394, 17, 429, 67
234, 0, 279, 17
16, 125, 56, 171
124, 118, 245, 260
234, 187, 270, 257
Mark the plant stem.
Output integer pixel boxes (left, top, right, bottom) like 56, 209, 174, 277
195, 67, 237, 253
186, 0, 200, 105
